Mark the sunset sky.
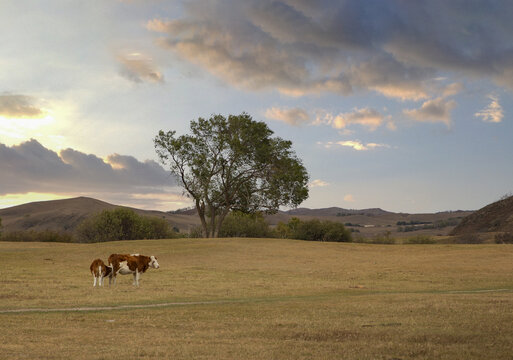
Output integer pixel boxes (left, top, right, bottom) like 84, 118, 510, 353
1, 0, 512, 213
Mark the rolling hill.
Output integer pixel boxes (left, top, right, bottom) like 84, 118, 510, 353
450, 195, 513, 235
0, 196, 473, 238
0, 197, 200, 234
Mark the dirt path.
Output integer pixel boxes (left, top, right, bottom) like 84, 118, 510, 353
0, 299, 247, 314
1, 288, 511, 314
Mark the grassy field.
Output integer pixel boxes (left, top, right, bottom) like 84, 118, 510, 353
0, 238, 512, 359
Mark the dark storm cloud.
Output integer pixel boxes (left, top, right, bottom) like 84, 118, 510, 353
0, 139, 175, 196
148, 0, 513, 98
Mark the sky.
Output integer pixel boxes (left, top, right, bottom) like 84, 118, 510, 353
1, 0, 512, 213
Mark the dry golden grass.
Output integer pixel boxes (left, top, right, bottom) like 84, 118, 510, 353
1, 238, 512, 359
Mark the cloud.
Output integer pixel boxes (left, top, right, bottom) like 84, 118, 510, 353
265, 106, 389, 131
344, 194, 355, 202
321, 140, 390, 151
148, 1, 513, 98
0, 94, 46, 118
265, 107, 310, 126
117, 53, 164, 84
309, 179, 329, 188
147, 2, 429, 99
442, 82, 464, 97
316, 108, 385, 131
474, 95, 504, 123
0, 139, 178, 205
403, 97, 456, 127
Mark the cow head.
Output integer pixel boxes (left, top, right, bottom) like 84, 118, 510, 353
149, 255, 159, 269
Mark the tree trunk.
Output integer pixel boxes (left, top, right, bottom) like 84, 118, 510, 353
196, 200, 209, 238
214, 209, 230, 238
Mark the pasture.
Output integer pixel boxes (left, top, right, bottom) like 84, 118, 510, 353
0, 238, 512, 359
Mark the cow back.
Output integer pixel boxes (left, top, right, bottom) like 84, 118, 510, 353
108, 253, 132, 274
90, 258, 110, 276
127, 255, 151, 273
90, 259, 102, 275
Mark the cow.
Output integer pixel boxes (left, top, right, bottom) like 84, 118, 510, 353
108, 253, 159, 286
89, 258, 112, 287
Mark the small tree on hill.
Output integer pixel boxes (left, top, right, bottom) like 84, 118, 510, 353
154, 113, 309, 238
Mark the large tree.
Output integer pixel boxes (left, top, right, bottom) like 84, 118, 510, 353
154, 113, 309, 238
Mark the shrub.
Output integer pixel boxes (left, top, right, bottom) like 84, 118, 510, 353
1, 230, 73, 243
404, 235, 436, 244
187, 226, 204, 238
275, 217, 352, 242
453, 233, 484, 244
351, 231, 396, 244
370, 231, 396, 244
76, 208, 175, 243
219, 211, 270, 238
495, 232, 513, 244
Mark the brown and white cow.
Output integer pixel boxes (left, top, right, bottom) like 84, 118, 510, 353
89, 258, 112, 287
108, 253, 159, 286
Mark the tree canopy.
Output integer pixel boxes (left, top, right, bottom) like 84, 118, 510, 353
154, 113, 309, 238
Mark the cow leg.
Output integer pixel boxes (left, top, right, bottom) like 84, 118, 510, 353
93, 275, 97, 287
99, 275, 103, 287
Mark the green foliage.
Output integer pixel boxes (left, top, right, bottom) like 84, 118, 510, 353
404, 235, 436, 244
187, 226, 205, 238
275, 217, 352, 242
76, 208, 175, 243
219, 211, 270, 238
352, 231, 396, 244
1, 230, 73, 243
369, 231, 396, 244
154, 113, 309, 238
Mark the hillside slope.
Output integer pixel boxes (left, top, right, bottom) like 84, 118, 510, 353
451, 195, 513, 235
0, 196, 474, 238
0, 197, 199, 234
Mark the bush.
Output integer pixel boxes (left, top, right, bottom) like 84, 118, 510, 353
76, 208, 175, 243
370, 231, 396, 244
187, 225, 204, 238
1, 230, 73, 243
352, 231, 396, 244
453, 233, 484, 244
219, 211, 270, 238
404, 235, 436, 244
275, 217, 352, 242
495, 232, 513, 244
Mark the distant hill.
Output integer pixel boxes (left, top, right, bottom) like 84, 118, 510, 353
0, 196, 474, 238
450, 195, 513, 235
286, 207, 393, 217
265, 207, 472, 238
0, 197, 200, 234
